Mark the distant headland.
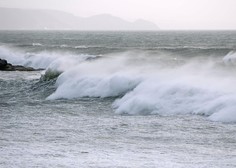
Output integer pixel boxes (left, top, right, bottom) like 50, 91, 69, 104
0, 7, 159, 31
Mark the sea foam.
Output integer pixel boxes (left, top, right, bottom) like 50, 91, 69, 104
47, 51, 236, 122
0, 45, 94, 71
223, 51, 236, 65
1, 45, 236, 123
46, 56, 143, 99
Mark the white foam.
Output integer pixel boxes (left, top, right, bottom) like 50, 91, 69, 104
47, 52, 236, 123
32, 43, 42, 46
2, 45, 236, 123
113, 61, 236, 122
0, 45, 93, 71
0, 45, 26, 65
47, 56, 143, 100
74, 45, 88, 49
223, 50, 236, 65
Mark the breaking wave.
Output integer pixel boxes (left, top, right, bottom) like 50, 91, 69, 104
46, 51, 236, 123
1, 44, 236, 123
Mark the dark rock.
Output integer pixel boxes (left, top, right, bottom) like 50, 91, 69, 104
0, 59, 8, 70
0, 58, 43, 71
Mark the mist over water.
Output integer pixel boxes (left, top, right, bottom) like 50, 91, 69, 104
0, 31, 236, 167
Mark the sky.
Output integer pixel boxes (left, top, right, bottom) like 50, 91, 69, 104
0, 0, 236, 30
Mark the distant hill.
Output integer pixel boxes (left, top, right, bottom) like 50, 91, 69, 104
0, 8, 159, 30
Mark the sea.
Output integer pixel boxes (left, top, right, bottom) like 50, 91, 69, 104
0, 31, 236, 168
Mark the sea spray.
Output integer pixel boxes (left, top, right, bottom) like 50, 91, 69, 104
46, 56, 143, 99
47, 53, 236, 122
223, 50, 236, 65
1, 31, 236, 168
0, 45, 96, 74
0, 45, 26, 65
1, 44, 236, 122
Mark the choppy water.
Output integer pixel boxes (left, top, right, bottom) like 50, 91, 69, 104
0, 31, 236, 168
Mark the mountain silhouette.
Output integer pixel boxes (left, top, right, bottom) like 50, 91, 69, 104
0, 8, 159, 30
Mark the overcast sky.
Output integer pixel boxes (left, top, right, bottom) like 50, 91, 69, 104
0, 0, 236, 30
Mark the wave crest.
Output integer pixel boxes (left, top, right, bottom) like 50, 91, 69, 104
46, 53, 236, 123
47, 56, 142, 99
1, 45, 236, 123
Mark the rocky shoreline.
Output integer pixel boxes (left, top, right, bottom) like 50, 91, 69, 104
0, 58, 43, 71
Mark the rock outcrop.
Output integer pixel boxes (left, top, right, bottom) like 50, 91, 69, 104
0, 58, 42, 71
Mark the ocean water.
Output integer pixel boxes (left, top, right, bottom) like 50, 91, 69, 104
0, 31, 236, 168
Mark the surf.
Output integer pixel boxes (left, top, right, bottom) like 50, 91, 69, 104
1, 44, 236, 123
45, 51, 236, 123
